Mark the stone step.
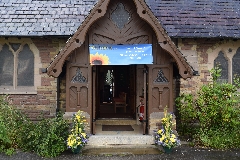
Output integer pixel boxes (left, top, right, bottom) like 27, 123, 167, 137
95, 119, 137, 125
84, 135, 158, 155
83, 144, 161, 155
87, 135, 155, 146
84, 119, 158, 155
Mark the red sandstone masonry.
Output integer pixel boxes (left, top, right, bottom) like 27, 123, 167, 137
32, 38, 60, 63
41, 77, 55, 86
197, 39, 217, 64
8, 95, 38, 106
179, 38, 218, 94
37, 91, 52, 94
8, 95, 51, 107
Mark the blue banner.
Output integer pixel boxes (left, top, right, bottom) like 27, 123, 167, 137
89, 44, 153, 65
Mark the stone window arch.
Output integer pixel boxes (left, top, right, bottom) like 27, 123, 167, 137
209, 40, 240, 84
0, 39, 41, 94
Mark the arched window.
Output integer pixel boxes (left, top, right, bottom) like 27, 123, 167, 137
17, 44, 34, 86
214, 51, 228, 83
232, 48, 240, 84
0, 43, 35, 92
0, 44, 14, 86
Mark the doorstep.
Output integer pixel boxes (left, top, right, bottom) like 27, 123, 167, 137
83, 134, 157, 155
83, 144, 160, 155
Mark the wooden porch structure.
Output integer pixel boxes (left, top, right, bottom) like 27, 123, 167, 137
47, 0, 193, 135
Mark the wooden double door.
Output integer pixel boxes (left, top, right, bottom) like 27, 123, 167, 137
65, 63, 172, 134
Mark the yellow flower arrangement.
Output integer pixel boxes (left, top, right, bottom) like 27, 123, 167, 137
67, 110, 89, 152
155, 107, 180, 149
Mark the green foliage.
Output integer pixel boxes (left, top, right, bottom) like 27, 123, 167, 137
198, 128, 240, 149
175, 94, 199, 140
20, 112, 69, 158
0, 115, 14, 156
0, 95, 29, 155
176, 66, 240, 149
0, 95, 70, 157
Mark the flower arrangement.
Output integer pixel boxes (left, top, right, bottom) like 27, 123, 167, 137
155, 107, 180, 149
67, 110, 89, 153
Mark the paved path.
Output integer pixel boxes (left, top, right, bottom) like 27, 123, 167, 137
0, 145, 239, 160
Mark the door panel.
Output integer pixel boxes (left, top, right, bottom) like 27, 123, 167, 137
69, 86, 77, 109
147, 64, 173, 114
151, 87, 170, 110
66, 64, 92, 113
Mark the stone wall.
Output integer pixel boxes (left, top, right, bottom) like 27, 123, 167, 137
178, 38, 240, 95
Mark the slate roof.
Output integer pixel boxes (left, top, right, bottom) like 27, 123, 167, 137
0, 0, 98, 36
146, 0, 240, 38
0, 0, 239, 38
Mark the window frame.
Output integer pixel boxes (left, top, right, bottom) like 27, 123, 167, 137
0, 38, 41, 94
209, 43, 240, 85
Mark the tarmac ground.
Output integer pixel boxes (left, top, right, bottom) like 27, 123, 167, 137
0, 145, 239, 160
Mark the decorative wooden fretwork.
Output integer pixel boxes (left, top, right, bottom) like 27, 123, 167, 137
71, 68, 87, 83
214, 51, 228, 82
89, 0, 151, 45
154, 69, 169, 83
110, 3, 130, 30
